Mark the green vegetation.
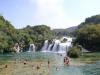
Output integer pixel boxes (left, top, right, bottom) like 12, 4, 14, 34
76, 25, 100, 51
67, 46, 81, 58
0, 15, 17, 53
79, 52, 100, 64
68, 15, 100, 57
17, 25, 54, 51
0, 15, 54, 53
52, 26, 77, 37
78, 15, 100, 28
76, 15, 100, 52
1, 14, 100, 53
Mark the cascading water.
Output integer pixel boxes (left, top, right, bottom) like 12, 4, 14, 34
52, 40, 60, 52
58, 43, 67, 53
28, 44, 35, 52
14, 43, 20, 53
41, 37, 72, 54
16, 45, 20, 53
48, 44, 53, 51
42, 40, 49, 51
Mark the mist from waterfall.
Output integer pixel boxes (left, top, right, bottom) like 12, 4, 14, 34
41, 37, 72, 54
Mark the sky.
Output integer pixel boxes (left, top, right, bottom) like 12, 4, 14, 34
0, 0, 100, 29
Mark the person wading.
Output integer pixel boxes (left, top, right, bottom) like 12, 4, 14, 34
64, 56, 69, 65
48, 60, 50, 68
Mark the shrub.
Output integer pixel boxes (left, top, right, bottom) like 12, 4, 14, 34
67, 46, 81, 58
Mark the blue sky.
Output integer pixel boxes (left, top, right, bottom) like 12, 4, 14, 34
0, 0, 100, 29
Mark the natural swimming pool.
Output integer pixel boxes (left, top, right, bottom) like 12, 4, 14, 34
0, 52, 100, 75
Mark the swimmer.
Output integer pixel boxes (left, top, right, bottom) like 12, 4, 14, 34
5, 65, 7, 68
48, 60, 50, 68
64, 56, 69, 65
23, 60, 27, 65
56, 67, 60, 71
60, 54, 62, 56
36, 65, 40, 70
32, 64, 34, 67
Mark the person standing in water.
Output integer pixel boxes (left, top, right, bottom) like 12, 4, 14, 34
48, 60, 50, 68
64, 56, 69, 65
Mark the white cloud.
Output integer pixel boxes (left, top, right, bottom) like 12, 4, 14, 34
29, 0, 78, 28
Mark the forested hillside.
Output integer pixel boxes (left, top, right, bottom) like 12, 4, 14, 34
76, 15, 100, 51
0, 14, 100, 53
78, 15, 100, 28
0, 15, 54, 53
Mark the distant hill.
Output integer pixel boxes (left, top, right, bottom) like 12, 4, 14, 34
53, 14, 100, 37
66, 26, 77, 33
52, 26, 77, 37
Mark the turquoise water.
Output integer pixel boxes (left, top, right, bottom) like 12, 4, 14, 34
0, 52, 100, 75
50, 62, 100, 75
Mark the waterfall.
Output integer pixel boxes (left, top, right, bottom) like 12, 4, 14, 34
58, 43, 67, 53
52, 40, 60, 52
14, 43, 20, 53
41, 37, 72, 54
28, 44, 35, 52
42, 40, 49, 51
16, 45, 20, 53
48, 44, 53, 51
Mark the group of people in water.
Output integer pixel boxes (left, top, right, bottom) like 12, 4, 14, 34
47, 55, 69, 71
31, 55, 69, 71
27, 55, 69, 70
1, 55, 69, 71
47, 56, 69, 68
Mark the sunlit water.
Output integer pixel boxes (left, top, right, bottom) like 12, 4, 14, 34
0, 52, 100, 75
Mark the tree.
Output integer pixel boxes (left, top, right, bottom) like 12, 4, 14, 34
78, 14, 100, 29
0, 15, 17, 53
67, 46, 81, 58
0, 15, 55, 53
76, 25, 100, 51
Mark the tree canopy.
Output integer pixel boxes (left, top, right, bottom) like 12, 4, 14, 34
0, 15, 54, 53
76, 15, 100, 51
78, 14, 100, 28
77, 25, 100, 51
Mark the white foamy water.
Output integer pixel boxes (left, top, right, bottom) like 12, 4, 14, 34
28, 44, 35, 52
41, 37, 72, 54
